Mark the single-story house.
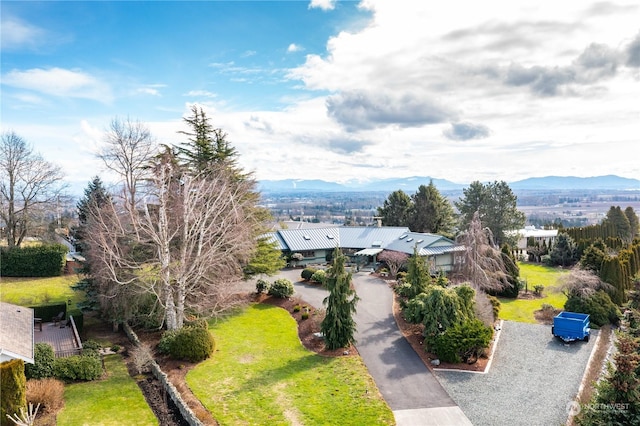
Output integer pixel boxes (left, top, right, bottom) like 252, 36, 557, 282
510, 226, 559, 251
266, 226, 462, 273
0, 302, 35, 364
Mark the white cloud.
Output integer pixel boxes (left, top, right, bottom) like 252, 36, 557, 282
0, 16, 46, 51
308, 0, 336, 11
2, 67, 113, 102
136, 87, 161, 96
287, 43, 304, 53
184, 90, 218, 98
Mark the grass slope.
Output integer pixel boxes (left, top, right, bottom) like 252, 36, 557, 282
187, 304, 394, 426
498, 263, 569, 323
57, 354, 158, 426
0, 275, 83, 306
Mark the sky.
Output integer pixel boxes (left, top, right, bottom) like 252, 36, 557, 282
1, 0, 639, 194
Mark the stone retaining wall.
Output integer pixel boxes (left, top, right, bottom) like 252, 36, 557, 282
123, 323, 204, 426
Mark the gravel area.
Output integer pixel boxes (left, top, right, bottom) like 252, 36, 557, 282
435, 320, 598, 426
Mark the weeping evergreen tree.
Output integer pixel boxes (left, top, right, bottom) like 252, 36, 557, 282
321, 247, 360, 350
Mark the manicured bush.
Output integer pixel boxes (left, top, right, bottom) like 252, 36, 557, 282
166, 327, 215, 363
429, 319, 494, 363
301, 268, 317, 281
53, 355, 103, 381
1, 359, 27, 426
0, 244, 68, 277
301, 312, 309, 320
396, 271, 407, 283
268, 278, 294, 298
394, 282, 414, 297
157, 329, 179, 354
255, 278, 270, 294
25, 378, 64, 414
487, 295, 501, 322
564, 290, 621, 327
25, 343, 55, 380
293, 304, 301, 312
311, 270, 326, 284
184, 317, 209, 329
533, 285, 545, 296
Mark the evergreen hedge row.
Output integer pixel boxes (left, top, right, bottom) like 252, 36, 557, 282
0, 244, 68, 277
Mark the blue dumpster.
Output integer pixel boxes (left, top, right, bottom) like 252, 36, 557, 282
552, 311, 590, 343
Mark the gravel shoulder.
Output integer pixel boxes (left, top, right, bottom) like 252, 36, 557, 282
435, 320, 598, 426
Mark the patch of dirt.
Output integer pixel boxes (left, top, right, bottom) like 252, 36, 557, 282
534, 307, 562, 325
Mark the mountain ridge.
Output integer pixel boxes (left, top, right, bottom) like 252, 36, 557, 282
259, 175, 640, 193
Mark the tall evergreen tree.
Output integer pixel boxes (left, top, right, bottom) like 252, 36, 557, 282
549, 233, 578, 267
177, 105, 241, 177
405, 245, 431, 298
377, 189, 412, 227
409, 181, 455, 237
321, 247, 360, 350
605, 206, 632, 243
455, 180, 525, 246
624, 206, 639, 240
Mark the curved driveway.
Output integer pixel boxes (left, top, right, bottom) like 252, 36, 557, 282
278, 269, 472, 426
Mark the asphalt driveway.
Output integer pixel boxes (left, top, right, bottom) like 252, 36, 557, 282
270, 269, 472, 425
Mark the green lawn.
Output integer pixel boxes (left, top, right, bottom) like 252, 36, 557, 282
57, 354, 158, 426
498, 263, 570, 323
187, 304, 395, 426
0, 275, 84, 307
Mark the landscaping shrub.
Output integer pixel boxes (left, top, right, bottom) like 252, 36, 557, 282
311, 269, 326, 284
184, 317, 209, 329
429, 319, 494, 364
25, 343, 55, 380
25, 378, 64, 414
293, 304, 301, 313
301, 268, 317, 281
1, 359, 27, 426
396, 271, 407, 283
487, 295, 501, 322
157, 329, 179, 354
130, 343, 154, 375
53, 355, 103, 381
165, 327, 215, 362
268, 278, 294, 298
255, 278, 270, 294
0, 244, 68, 277
30, 303, 67, 323
533, 284, 545, 296
564, 291, 621, 327
394, 282, 414, 298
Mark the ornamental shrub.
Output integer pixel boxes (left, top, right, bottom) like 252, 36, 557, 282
301, 268, 317, 281
268, 278, 295, 298
166, 327, 215, 363
564, 291, 621, 327
1, 359, 27, 426
158, 329, 179, 354
430, 319, 493, 363
25, 378, 65, 414
255, 278, 270, 294
487, 295, 501, 322
53, 355, 103, 381
25, 343, 55, 380
311, 270, 326, 284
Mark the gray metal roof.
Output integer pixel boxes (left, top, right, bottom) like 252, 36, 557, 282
384, 232, 457, 256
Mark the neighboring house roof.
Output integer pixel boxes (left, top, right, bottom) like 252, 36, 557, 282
510, 226, 559, 239
267, 226, 459, 256
0, 302, 35, 364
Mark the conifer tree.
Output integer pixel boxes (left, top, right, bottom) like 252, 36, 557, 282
405, 245, 431, 298
321, 247, 360, 350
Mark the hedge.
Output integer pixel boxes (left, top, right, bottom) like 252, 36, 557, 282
0, 244, 68, 277
30, 303, 67, 322
1, 359, 27, 426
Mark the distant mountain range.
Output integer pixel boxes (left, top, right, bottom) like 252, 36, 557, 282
259, 175, 640, 193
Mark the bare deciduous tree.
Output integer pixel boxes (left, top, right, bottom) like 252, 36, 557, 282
454, 211, 508, 292
377, 250, 409, 278
85, 148, 260, 330
98, 117, 155, 216
0, 131, 65, 248
560, 267, 612, 299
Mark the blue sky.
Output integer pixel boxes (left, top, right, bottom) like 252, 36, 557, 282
2, 0, 639, 193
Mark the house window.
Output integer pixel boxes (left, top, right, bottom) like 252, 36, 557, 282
299, 251, 316, 258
